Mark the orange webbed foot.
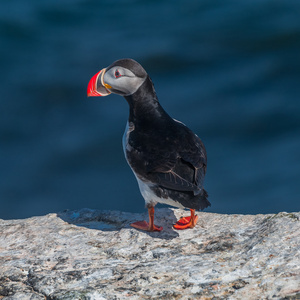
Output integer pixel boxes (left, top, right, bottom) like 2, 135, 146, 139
130, 221, 163, 232
130, 207, 163, 232
173, 209, 198, 230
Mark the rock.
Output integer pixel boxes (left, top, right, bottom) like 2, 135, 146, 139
0, 208, 299, 299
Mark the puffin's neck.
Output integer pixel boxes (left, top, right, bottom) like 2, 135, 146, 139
124, 76, 171, 126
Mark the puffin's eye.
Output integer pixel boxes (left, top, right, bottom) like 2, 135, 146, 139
115, 69, 121, 78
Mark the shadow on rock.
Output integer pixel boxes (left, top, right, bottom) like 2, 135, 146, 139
57, 207, 180, 239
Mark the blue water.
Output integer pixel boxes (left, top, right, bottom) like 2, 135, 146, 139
1, 0, 299, 219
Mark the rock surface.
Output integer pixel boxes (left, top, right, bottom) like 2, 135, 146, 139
0, 208, 299, 300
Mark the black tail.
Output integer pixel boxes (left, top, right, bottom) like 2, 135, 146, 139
184, 188, 210, 211
166, 188, 210, 211
196, 188, 210, 211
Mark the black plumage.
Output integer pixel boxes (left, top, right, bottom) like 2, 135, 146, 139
88, 58, 210, 231
123, 75, 210, 211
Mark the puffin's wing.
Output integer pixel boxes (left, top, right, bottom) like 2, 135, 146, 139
153, 166, 201, 193
179, 136, 207, 188
147, 134, 207, 194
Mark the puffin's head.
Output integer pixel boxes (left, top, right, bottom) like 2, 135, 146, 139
87, 58, 148, 97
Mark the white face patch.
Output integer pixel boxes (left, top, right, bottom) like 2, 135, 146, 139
103, 66, 146, 96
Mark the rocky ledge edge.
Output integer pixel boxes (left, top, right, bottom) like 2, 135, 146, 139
0, 208, 299, 300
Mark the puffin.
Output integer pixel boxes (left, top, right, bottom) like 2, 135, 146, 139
87, 58, 210, 231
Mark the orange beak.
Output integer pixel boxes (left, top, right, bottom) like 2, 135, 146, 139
87, 68, 111, 97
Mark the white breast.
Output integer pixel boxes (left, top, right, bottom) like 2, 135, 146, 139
137, 177, 185, 208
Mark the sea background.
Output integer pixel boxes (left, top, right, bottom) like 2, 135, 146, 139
0, 0, 299, 219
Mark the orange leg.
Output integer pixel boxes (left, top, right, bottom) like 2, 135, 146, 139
173, 209, 198, 230
130, 207, 163, 232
